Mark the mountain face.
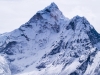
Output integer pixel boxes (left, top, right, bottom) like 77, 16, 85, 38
0, 2, 100, 75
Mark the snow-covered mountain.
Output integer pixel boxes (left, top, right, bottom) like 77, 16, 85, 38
0, 2, 100, 75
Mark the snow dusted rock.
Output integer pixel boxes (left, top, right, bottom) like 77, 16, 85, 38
0, 2, 100, 75
0, 55, 11, 75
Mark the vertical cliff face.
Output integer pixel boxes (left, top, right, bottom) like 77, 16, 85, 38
0, 2, 100, 75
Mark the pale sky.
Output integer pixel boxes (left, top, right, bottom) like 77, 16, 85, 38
0, 0, 100, 33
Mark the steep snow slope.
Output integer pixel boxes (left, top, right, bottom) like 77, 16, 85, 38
0, 2, 100, 75
0, 55, 11, 75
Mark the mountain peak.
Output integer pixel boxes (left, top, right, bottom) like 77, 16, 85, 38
72, 15, 88, 22
48, 2, 58, 9
29, 2, 64, 23
37, 2, 59, 14
68, 15, 92, 31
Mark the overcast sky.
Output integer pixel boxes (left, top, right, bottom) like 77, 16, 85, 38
0, 0, 100, 33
